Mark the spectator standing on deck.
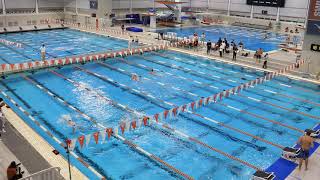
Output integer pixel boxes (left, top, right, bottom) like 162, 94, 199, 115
232, 45, 238, 61
0, 98, 6, 137
297, 131, 314, 171
135, 36, 139, 46
193, 35, 199, 52
217, 37, 222, 46
262, 53, 269, 69
0, 111, 5, 137
40, 44, 46, 60
221, 41, 226, 54
201, 32, 206, 46
219, 44, 223, 57
128, 37, 132, 49
256, 48, 263, 63
206, 40, 212, 55
121, 24, 125, 33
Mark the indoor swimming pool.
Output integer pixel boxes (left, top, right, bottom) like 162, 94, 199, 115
155, 25, 300, 52
0, 49, 319, 179
0, 29, 127, 64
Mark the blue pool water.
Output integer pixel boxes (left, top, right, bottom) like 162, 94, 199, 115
0, 29, 127, 64
155, 25, 299, 52
0, 27, 320, 179
1, 46, 319, 180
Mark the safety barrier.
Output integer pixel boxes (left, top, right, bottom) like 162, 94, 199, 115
21, 167, 64, 180
0, 44, 168, 74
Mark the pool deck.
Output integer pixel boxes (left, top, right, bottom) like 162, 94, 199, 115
0, 25, 319, 180
287, 140, 320, 180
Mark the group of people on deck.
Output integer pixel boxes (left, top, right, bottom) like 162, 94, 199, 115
182, 32, 270, 69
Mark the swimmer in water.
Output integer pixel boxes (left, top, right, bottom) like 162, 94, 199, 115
61, 115, 77, 134
150, 68, 155, 75
131, 73, 139, 81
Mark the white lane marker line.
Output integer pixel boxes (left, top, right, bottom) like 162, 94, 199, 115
228, 79, 237, 83
212, 75, 221, 79
147, 94, 156, 99
280, 83, 291, 87
188, 92, 197, 96
247, 96, 261, 102
210, 85, 219, 89
264, 89, 277, 94
165, 102, 174, 106
227, 105, 241, 111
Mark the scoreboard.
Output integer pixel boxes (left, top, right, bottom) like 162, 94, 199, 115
247, 0, 285, 7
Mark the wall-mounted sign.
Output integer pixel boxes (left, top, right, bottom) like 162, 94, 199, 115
311, 44, 320, 52
308, 0, 320, 21
90, 0, 98, 9
247, 0, 285, 7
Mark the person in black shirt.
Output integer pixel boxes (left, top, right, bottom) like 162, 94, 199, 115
232, 45, 238, 61
217, 37, 222, 46
207, 40, 212, 54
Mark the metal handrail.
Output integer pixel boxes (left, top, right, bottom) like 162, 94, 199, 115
21, 167, 64, 180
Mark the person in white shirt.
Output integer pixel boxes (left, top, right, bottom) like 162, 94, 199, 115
219, 45, 223, 57
0, 98, 6, 137
221, 41, 226, 54
200, 32, 206, 45
40, 44, 46, 60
